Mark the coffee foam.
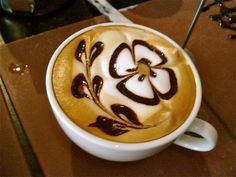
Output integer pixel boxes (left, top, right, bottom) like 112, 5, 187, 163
52, 25, 196, 143
90, 27, 180, 122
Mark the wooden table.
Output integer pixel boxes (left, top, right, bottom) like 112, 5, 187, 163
1, 0, 235, 176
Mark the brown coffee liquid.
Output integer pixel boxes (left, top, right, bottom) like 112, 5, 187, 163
52, 25, 196, 143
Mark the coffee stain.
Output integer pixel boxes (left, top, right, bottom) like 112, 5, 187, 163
202, 0, 236, 40
9, 63, 30, 75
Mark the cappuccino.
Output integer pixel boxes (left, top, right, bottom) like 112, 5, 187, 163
52, 24, 196, 143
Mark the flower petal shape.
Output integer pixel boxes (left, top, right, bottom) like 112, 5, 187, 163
133, 40, 167, 67
117, 74, 160, 105
149, 69, 170, 94
150, 68, 177, 100
109, 43, 136, 78
111, 104, 142, 125
90, 42, 104, 67
71, 73, 91, 99
89, 116, 129, 136
75, 40, 87, 65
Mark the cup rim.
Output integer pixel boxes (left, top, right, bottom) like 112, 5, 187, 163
46, 22, 202, 151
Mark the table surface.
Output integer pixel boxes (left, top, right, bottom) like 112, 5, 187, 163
0, 0, 235, 176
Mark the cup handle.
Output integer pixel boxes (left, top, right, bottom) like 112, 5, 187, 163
174, 118, 218, 151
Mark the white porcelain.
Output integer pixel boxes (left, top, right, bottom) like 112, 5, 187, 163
46, 23, 218, 162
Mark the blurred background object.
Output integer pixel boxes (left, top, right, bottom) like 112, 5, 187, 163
0, 0, 147, 43
0, 0, 69, 16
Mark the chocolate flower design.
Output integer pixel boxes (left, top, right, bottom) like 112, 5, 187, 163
71, 39, 178, 136
109, 40, 177, 105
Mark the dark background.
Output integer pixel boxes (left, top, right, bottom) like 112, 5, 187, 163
0, 0, 147, 43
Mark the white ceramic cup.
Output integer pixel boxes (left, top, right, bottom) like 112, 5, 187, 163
46, 23, 218, 162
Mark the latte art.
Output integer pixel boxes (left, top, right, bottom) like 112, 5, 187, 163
72, 39, 152, 135
110, 40, 178, 105
52, 25, 196, 143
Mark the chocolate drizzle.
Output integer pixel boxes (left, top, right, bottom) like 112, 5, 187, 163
139, 58, 152, 65
126, 68, 137, 72
109, 43, 134, 78
111, 104, 142, 125
202, 0, 236, 40
75, 40, 86, 62
138, 74, 146, 81
72, 39, 178, 136
71, 73, 90, 99
92, 75, 103, 100
133, 40, 168, 66
150, 70, 157, 78
109, 39, 177, 105
90, 42, 104, 66
117, 75, 160, 105
89, 116, 129, 136
153, 68, 178, 100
